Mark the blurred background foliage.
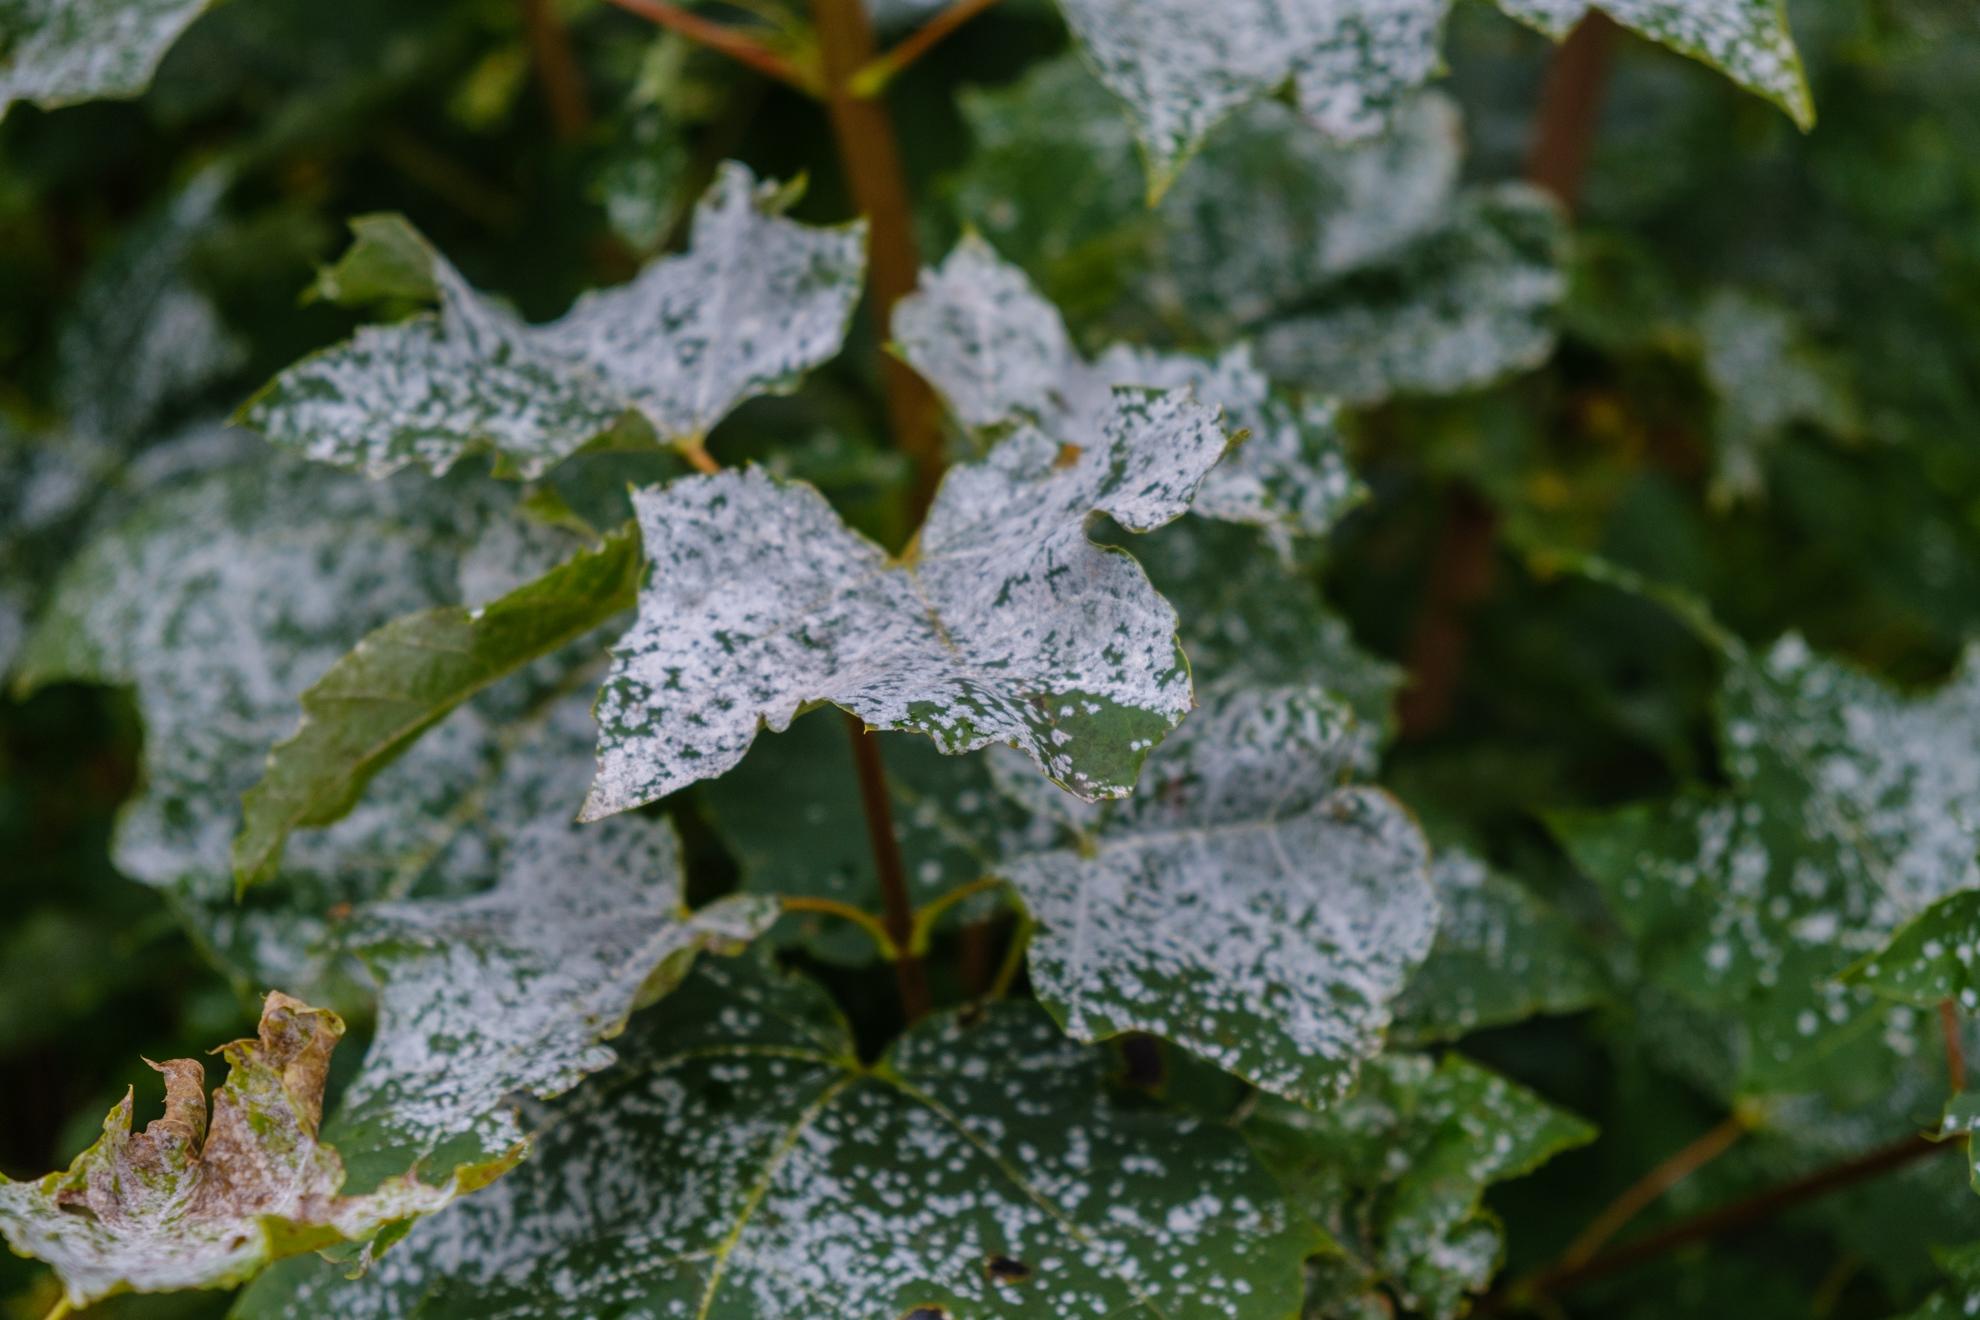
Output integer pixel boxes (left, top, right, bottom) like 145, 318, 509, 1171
4, 0, 1980, 1315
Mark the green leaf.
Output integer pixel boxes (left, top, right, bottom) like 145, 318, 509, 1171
897, 234, 1363, 541
324, 813, 776, 1193
1851, 889, 1980, 1011
1393, 850, 1607, 1043
583, 385, 1230, 818
1496, 0, 1813, 130
1245, 1053, 1595, 1318
703, 710, 1036, 962
1896, 1241, 1980, 1320
242, 162, 867, 479
1253, 185, 1568, 405
0, 993, 458, 1308
1003, 684, 1437, 1105
0, 0, 217, 116
231, 525, 641, 889
1697, 288, 1856, 504
14, 456, 599, 996
237, 957, 1319, 1319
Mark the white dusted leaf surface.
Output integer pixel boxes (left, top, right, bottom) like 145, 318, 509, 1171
0, 994, 457, 1307
326, 812, 776, 1193
0, 0, 215, 116
897, 234, 1361, 540
585, 385, 1228, 817
236, 958, 1318, 1319
244, 162, 866, 478
1004, 685, 1437, 1105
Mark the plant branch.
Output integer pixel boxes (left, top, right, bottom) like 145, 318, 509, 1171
987, 911, 1034, 1000
520, 0, 593, 141
808, 0, 947, 513
842, 713, 932, 1021
1525, 11, 1618, 213
909, 875, 1005, 955
1549, 1112, 1751, 1274
780, 895, 899, 958
851, 0, 1004, 97
1489, 1131, 1962, 1311
604, 0, 819, 93
1944, 998, 1967, 1093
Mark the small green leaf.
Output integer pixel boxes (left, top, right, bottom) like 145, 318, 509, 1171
584, 384, 1229, 818
0, 0, 217, 116
237, 957, 1319, 1318
243, 162, 867, 478
1245, 1053, 1595, 1318
0, 993, 458, 1308
1004, 684, 1437, 1105
1851, 888, 1980, 1011
232, 525, 642, 889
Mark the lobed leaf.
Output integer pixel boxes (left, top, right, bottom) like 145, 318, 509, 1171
0, 994, 458, 1307
897, 234, 1363, 541
243, 162, 866, 479
583, 383, 1229, 818
1003, 684, 1437, 1105
237, 956, 1319, 1318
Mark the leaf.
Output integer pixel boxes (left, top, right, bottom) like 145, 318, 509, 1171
1897, 1242, 1980, 1320
0, 993, 460, 1308
583, 385, 1229, 818
703, 710, 1040, 963
242, 162, 867, 478
1496, 0, 1813, 130
1003, 684, 1437, 1105
236, 956, 1319, 1319
1244, 1053, 1595, 1318
1253, 185, 1569, 405
1697, 288, 1857, 504
232, 525, 641, 889
0, 0, 216, 116
14, 455, 600, 996
896, 234, 1363, 541
1051, 0, 1454, 195
1851, 889, 1980, 1011
1392, 850, 1607, 1043
325, 813, 776, 1193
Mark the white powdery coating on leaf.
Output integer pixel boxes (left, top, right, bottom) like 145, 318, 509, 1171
585, 388, 1226, 816
246, 162, 866, 479
1499, 0, 1811, 126
898, 235, 1359, 539
1054, 0, 1452, 189
334, 813, 775, 1179
1006, 686, 1438, 1105
0, 0, 213, 115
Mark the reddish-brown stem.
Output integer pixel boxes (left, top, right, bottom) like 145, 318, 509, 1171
1550, 1113, 1749, 1274
1943, 999, 1967, 1092
851, 0, 1005, 96
809, 0, 947, 514
520, 0, 593, 141
604, 0, 819, 93
1397, 13, 1617, 740
1487, 1132, 1961, 1311
843, 713, 932, 1021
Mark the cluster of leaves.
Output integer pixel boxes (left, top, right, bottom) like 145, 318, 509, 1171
4, 0, 1980, 1318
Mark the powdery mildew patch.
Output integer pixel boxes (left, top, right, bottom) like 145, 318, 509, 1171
584, 383, 1227, 817
0, 0, 215, 115
245, 162, 866, 479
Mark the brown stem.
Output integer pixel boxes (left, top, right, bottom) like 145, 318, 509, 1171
1489, 1132, 1961, 1311
605, 0, 819, 93
843, 713, 932, 1021
852, 0, 1005, 96
1396, 13, 1617, 741
1525, 12, 1618, 214
1944, 999, 1967, 1093
520, 0, 593, 141
1550, 1113, 1750, 1274
809, 0, 947, 514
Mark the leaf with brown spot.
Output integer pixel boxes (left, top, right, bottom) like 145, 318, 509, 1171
0, 992, 470, 1308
